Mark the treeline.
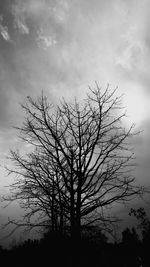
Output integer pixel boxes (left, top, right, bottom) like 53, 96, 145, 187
0, 210, 150, 267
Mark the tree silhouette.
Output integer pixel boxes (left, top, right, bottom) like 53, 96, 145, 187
129, 207, 150, 242
122, 227, 139, 245
6, 84, 141, 242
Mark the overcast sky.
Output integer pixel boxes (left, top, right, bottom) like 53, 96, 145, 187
0, 0, 150, 245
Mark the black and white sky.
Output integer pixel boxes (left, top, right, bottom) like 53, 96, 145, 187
0, 0, 150, 244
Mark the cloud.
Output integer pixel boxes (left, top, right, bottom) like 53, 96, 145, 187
8, 0, 71, 53
11, 2, 30, 35
116, 25, 145, 71
14, 18, 29, 35
0, 15, 10, 41
0, 25, 10, 41
0, 0, 147, 117
36, 27, 57, 50
114, 0, 150, 88
0, 0, 149, 127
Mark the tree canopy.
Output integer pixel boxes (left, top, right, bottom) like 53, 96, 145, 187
6, 84, 141, 239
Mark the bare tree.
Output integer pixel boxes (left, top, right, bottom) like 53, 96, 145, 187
6, 84, 141, 240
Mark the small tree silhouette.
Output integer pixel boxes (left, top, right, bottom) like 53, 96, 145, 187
122, 227, 139, 245
129, 207, 150, 242
5, 84, 141, 242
